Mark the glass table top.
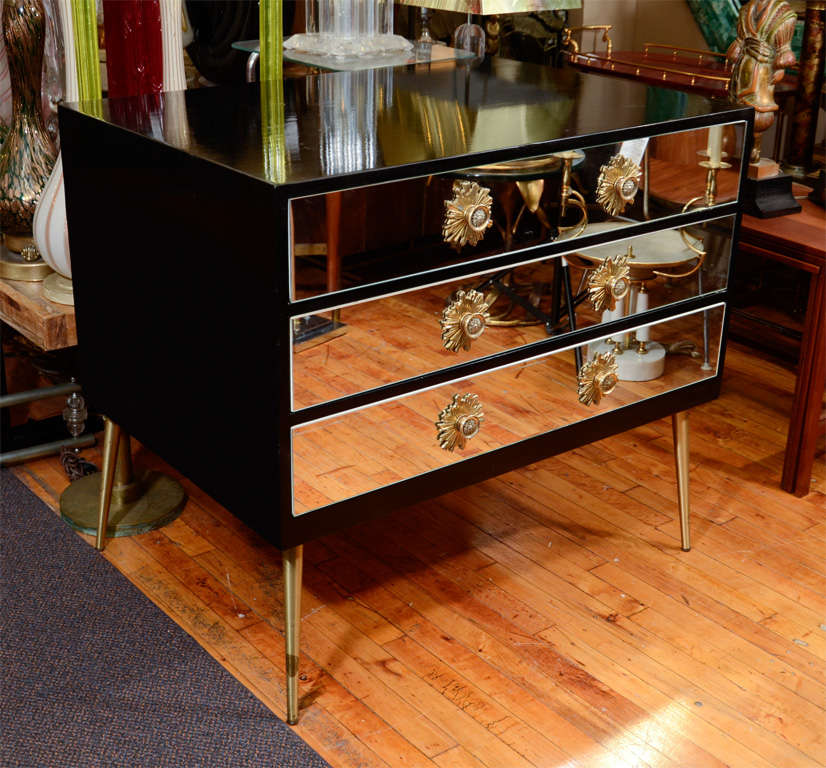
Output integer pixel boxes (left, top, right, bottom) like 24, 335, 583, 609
64, 58, 750, 192
231, 39, 475, 71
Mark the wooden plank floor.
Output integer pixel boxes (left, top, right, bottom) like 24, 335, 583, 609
11, 340, 825, 768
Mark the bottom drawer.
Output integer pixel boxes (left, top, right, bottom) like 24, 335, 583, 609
291, 304, 724, 515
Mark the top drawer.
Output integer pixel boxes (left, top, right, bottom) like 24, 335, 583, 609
289, 121, 747, 302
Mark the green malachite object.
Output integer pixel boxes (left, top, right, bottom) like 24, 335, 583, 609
0, 0, 56, 251
687, 0, 806, 62
686, 0, 740, 51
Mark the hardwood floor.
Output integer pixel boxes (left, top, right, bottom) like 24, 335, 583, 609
11, 340, 825, 768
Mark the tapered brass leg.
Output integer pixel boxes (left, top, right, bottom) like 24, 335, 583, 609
95, 418, 121, 551
283, 545, 303, 725
62, 419, 185, 546
672, 411, 691, 552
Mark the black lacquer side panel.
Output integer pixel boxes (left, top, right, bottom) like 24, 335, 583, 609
60, 108, 285, 544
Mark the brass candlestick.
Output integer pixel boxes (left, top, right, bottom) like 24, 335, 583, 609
683, 152, 732, 211
698, 159, 733, 207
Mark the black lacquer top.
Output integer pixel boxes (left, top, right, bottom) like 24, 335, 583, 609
62, 58, 749, 193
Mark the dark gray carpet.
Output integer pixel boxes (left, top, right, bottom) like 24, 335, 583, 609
0, 470, 330, 768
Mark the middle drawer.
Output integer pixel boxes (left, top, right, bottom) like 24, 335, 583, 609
291, 216, 734, 411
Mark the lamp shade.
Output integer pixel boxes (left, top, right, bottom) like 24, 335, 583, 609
400, 0, 580, 14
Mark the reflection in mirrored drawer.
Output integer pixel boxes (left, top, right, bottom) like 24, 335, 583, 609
290, 122, 745, 301
291, 217, 733, 410
291, 304, 724, 515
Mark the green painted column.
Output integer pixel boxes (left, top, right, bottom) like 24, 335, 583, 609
259, 0, 286, 184
70, 0, 101, 100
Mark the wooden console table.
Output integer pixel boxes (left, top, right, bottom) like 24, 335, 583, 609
738, 198, 826, 496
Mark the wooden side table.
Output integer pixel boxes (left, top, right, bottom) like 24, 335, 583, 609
0, 276, 95, 463
0, 275, 77, 351
737, 198, 826, 496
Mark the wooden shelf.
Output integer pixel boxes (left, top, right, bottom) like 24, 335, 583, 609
0, 276, 76, 351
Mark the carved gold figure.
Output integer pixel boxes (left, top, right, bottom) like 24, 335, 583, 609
577, 351, 619, 406
587, 253, 631, 314
442, 180, 493, 248
436, 393, 484, 451
727, 0, 797, 162
595, 154, 641, 217
440, 288, 491, 352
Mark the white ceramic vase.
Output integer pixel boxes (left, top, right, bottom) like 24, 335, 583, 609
33, 0, 76, 301
33, 152, 70, 273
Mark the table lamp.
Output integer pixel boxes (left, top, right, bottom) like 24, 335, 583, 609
400, 0, 581, 56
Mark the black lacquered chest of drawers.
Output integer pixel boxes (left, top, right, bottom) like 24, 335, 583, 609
60, 58, 752, 723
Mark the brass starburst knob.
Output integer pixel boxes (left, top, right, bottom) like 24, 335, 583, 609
577, 351, 619, 406
443, 181, 493, 248
587, 252, 631, 313
440, 289, 491, 352
436, 393, 484, 451
596, 154, 642, 217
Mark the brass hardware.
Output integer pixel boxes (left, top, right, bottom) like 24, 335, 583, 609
642, 42, 730, 66
440, 288, 490, 352
587, 249, 631, 313
283, 545, 303, 724
0, 248, 53, 280
0, 234, 52, 281
556, 150, 588, 238
666, 157, 727, 280
563, 25, 614, 57
577, 351, 619, 406
596, 154, 642, 217
436, 393, 484, 451
605, 336, 625, 356
567, 50, 730, 88
442, 180, 493, 248
637, 340, 649, 355
682, 159, 733, 211
20, 243, 39, 262
655, 245, 706, 279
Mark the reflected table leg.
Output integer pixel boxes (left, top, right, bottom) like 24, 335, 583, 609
672, 410, 691, 551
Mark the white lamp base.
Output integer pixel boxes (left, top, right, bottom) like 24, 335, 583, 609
42, 273, 74, 305
588, 339, 666, 382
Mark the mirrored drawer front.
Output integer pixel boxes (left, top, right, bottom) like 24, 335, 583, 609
290, 121, 745, 301
291, 216, 733, 411
292, 304, 723, 515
